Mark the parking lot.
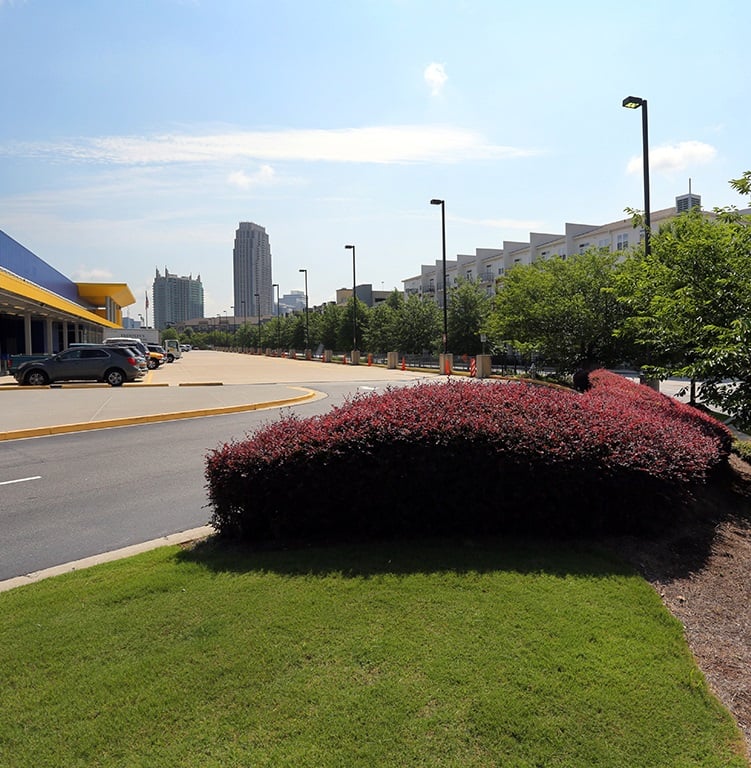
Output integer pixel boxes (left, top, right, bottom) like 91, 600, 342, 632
0, 349, 433, 439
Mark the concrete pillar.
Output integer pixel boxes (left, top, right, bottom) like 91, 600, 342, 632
350, 350, 360, 366
439, 352, 454, 375
475, 354, 492, 379
386, 351, 398, 369
23, 312, 33, 353
45, 318, 54, 353
323, 349, 333, 363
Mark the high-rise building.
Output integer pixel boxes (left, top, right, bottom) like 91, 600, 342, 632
233, 222, 273, 323
153, 267, 204, 330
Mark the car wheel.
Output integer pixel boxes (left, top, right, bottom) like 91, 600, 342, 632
147, 358, 158, 370
105, 368, 125, 387
167, 354, 174, 363
24, 370, 49, 386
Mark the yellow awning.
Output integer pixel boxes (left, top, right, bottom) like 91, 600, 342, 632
0, 271, 122, 328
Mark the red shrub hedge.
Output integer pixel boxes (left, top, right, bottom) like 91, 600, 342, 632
205, 370, 731, 541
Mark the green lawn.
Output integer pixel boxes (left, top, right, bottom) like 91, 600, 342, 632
0, 538, 745, 767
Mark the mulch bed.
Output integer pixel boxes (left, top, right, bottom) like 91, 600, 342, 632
607, 454, 751, 760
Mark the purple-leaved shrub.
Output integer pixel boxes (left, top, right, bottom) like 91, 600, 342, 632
205, 370, 731, 541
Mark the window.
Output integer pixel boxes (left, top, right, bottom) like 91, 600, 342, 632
616, 233, 629, 251
59, 349, 82, 360
81, 349, 108, 359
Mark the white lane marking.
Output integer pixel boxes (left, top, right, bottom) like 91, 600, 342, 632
0, 475, 42, 486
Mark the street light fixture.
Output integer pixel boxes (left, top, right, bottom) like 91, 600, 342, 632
345, 245, 357, 352
622, 95, 651, 257
430, 199, 449, 354
273, 283, 280, 350
299, 268, 309, 349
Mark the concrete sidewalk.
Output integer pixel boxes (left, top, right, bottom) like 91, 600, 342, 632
0, 349, 432, 440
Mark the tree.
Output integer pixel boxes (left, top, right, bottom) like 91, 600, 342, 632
730, 170, 751, 197
487, 249, 627, 371
396, 294, 441, 354
364, 297, 399, 353
614, 207, 751, 386
319, 302, 344, 351
447, 278, 492, 355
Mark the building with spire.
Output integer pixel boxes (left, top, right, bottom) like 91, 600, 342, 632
233, 222, 273, 324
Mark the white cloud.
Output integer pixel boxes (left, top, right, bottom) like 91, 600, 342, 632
627, 140, 717, 175
424, 62, 448, 96
227, 164, 276, 189
2, 125, 539, 166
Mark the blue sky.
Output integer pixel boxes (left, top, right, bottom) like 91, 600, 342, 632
1, 0, 749, 320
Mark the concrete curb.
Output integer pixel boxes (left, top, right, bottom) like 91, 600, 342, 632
0, 525, 215, 593
0, 387, 320, 441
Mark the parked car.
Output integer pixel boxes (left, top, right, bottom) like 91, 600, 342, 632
144, 344, 166, 369
13, 346, 144, 387
103, 338, 156, 370
180, 344, 191, 352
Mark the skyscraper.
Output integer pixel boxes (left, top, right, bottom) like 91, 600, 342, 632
152, 267, 204, 330
233, 222, 273, 323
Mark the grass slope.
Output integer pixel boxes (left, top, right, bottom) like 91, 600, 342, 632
0, 539, 745, 767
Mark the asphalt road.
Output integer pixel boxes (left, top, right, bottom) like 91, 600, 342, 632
0, 379, 409, 583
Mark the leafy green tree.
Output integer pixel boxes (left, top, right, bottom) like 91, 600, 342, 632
319, 302, 345, 351
487, 250, 626, 371
730, 170, 751, 197
614, 207, 751, 375
448, 278, 492, 355
161, 327, 178, 341
364, 299, 399, 353
396, 294, 441, 354
336, 297, 368, 351
614, 177, 751, 419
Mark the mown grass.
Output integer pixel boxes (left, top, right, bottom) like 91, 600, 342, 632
0, 538, 745, 767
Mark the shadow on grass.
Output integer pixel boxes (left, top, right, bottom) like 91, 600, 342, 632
177, 533, 643, 581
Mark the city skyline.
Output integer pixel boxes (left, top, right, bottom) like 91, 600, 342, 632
0, 1, 748, 319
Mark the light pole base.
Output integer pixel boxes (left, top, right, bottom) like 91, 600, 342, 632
439, 353, 454, 375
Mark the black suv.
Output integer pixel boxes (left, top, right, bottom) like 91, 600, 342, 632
13, 345, 144, 387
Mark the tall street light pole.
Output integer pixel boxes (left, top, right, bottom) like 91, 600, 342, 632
254, 292, 261, 349
345, 245, 357, 351
622, 95, 651, 257
299, 268, 309, 349
430, 199, 448, 354
273, 283, 280, 350
240, 299, 246, 352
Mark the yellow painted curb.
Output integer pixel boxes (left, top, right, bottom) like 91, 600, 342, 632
0, 387, 320, 441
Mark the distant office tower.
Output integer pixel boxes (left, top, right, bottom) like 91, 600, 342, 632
233, 222, 273, 323
153, 267, 204, 330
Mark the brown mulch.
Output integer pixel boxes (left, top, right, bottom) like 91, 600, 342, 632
606, 454, 751, 760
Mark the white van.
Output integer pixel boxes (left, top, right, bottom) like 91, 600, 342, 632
163, 339, 182, 362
